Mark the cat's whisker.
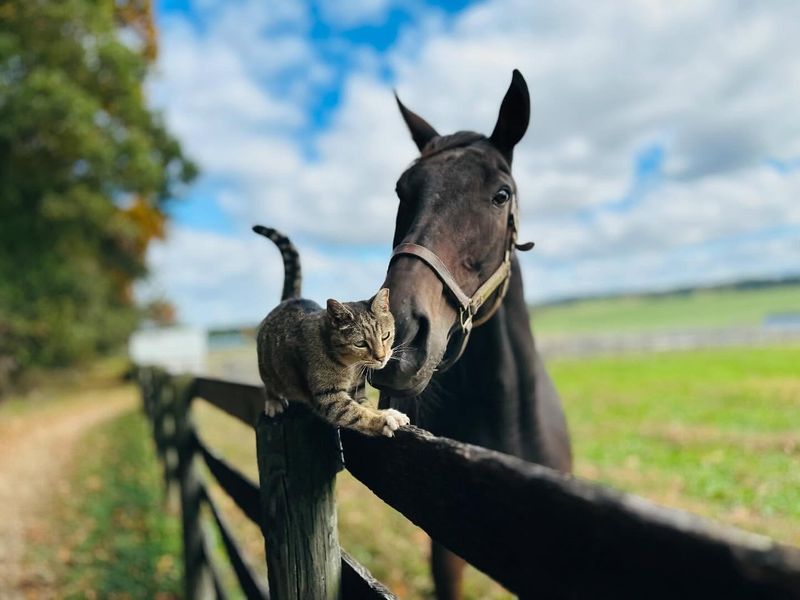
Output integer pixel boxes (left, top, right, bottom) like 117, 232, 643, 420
390, 354, 412, 367
391, 342, 412, 354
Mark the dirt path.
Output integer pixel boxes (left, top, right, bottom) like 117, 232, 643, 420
0, 384, 136, 598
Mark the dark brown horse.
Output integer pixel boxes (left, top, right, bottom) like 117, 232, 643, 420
371, 70, 573, 599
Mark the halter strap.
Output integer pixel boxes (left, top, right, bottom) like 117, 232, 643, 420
389, 197, 532, 370
392, 243, 472, 310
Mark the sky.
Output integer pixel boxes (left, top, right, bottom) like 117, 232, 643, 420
142, 0, 800, 328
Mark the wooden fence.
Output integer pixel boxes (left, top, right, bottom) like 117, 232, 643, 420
137, 367, 800, 599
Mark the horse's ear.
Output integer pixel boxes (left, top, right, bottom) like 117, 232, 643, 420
395, 92, 439, 152
489, 69, 530, 163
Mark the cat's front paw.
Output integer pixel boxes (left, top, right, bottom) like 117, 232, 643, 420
380, 408, 410, 438
264, 397, 287, 417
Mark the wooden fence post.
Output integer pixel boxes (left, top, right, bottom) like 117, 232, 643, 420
153, 380, 168, 462
139, 367, 154, 420
172, 376, 214, 600
158, 382, 179, 493
256, 403, 343, 600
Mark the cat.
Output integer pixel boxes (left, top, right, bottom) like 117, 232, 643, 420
253, 225, 410, 437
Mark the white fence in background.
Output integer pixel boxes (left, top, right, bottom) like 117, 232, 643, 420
128, 326, 208, 375
537, 326, 800, 358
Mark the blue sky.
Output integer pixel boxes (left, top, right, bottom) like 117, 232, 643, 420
143, 0, 800, 327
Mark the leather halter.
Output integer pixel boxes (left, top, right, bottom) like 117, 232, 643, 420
390, 196, 533, 371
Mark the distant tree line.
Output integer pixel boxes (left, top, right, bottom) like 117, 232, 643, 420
0, 0, 196, 392
534, 276, 800, 309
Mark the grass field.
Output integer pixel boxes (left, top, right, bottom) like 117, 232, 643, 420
531, 284, 800, 335
14, 338, 795, 598
551, 346, 800, 544
190, 343, 800, 599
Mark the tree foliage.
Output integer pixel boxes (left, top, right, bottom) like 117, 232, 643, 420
0, 0, 196, 388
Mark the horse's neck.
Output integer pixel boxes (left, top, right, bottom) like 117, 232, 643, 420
452, 256, 535, 385
422, 257, 572, 469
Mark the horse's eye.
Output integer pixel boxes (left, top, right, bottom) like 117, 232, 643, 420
492, 187, 511, 206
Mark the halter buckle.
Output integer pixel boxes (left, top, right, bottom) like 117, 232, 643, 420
459, 304, 474, 334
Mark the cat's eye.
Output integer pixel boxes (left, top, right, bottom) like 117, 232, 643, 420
354, 340, 368, 348
382, 332, 391, 341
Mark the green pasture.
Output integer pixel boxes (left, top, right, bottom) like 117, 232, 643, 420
531, 284, 800, 335
551, 346, 800, 546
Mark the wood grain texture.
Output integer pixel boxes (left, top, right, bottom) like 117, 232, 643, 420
340, 425, 800, 599
256, 405, 344, 600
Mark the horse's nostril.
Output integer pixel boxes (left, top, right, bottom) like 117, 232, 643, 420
412, 312, 430, 349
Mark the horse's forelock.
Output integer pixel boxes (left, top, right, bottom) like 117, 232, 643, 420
419, 131, 486, 159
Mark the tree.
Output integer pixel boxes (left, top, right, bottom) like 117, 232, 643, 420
0, 0, 196, 389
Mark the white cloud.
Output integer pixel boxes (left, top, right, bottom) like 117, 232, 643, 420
527, 167, 800, 263
148, 0, 800, 325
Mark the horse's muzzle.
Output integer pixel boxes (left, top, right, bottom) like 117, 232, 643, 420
371, 372, 430, 399
370, 336, 435, 397
373, 253, 452, 395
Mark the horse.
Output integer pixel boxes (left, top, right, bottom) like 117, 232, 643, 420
370, 70, 573, 600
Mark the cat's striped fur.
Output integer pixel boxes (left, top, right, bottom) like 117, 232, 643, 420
253, 225, 409, 437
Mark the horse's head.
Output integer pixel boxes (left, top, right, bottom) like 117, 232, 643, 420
372, 70, 531, 398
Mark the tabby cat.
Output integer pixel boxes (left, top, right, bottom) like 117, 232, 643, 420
253, 225, 410, 437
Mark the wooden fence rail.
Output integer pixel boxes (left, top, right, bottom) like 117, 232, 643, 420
137, 367, 800, 599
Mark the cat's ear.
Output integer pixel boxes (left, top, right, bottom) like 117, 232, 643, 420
371, 288, 390, 314
327, 299, 354, 327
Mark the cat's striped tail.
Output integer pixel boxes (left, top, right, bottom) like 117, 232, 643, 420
252, 225, 302, 300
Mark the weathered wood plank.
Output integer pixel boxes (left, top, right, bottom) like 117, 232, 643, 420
340, 426, 800, 599
200, 487, 270, 600
256, 405, 344, 600
341, 551, 398, 600
193, 431, 261, 525
194, 377, 264, 427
